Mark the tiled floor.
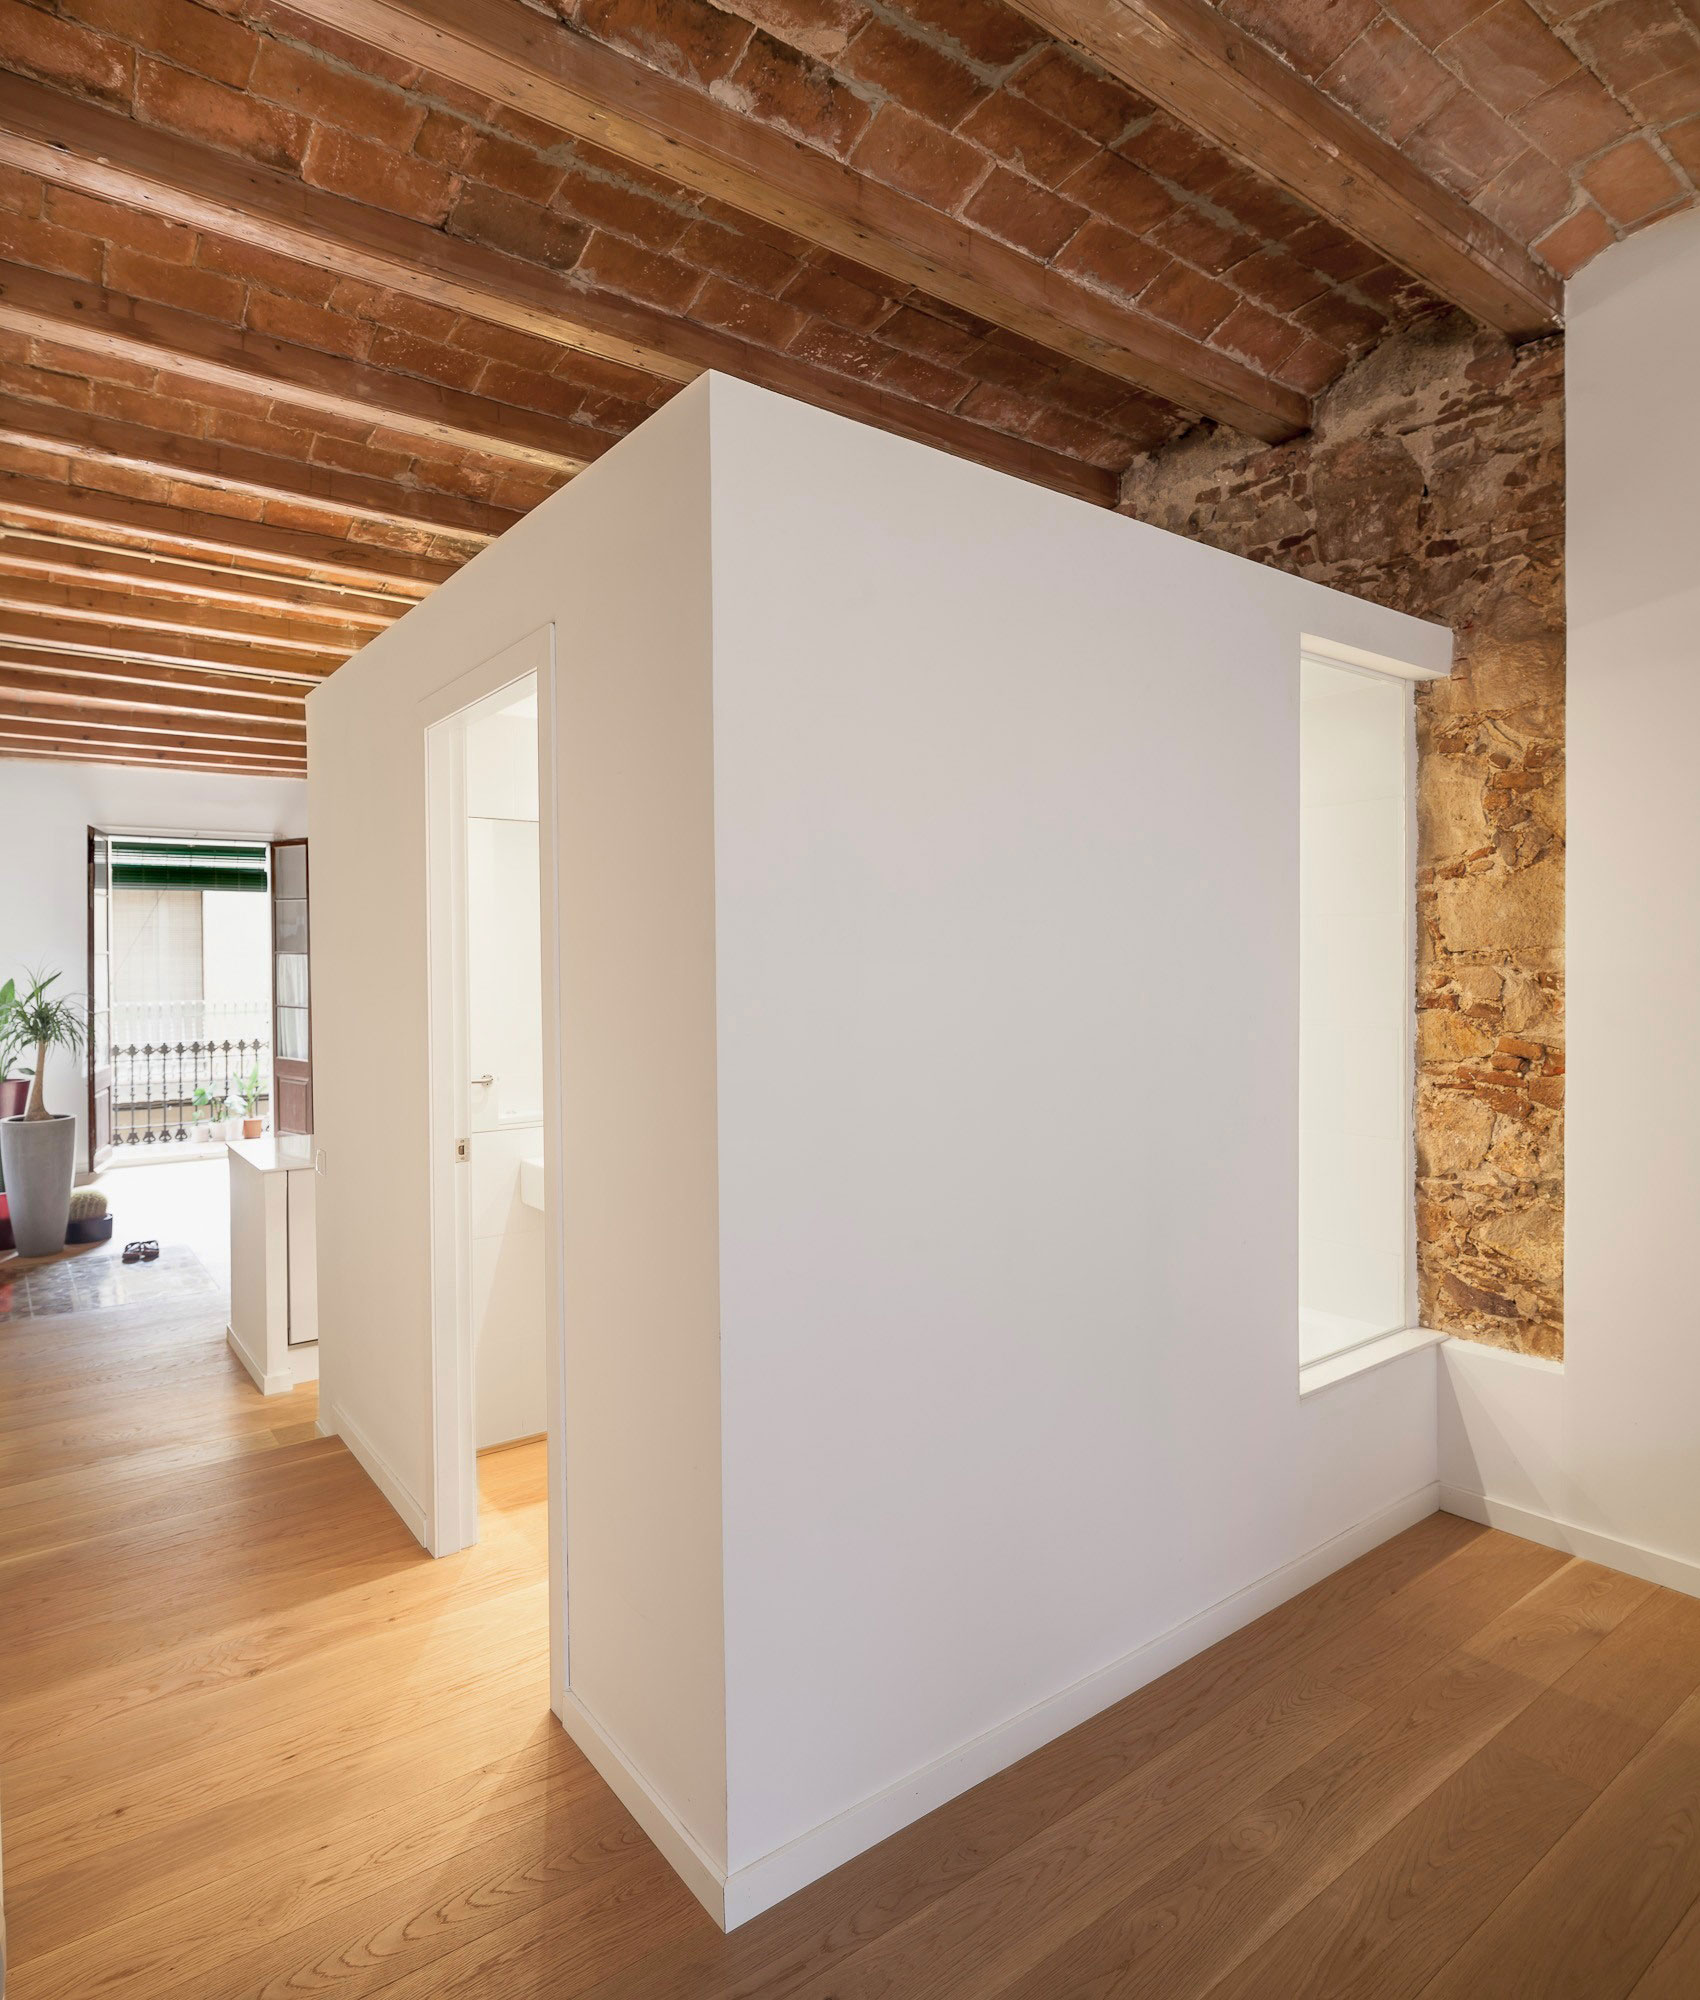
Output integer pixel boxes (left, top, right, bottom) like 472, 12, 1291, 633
0, 1239, 217, 1322
92, 1155, 233, 1288
1, 1154, 230, 1322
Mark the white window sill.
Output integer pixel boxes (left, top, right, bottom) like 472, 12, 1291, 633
1299, 1325, 1447, 1398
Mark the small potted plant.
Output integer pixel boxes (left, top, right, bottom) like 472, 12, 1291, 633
237, 1067, 265, 1140
0, 969, 88, 1258
193, 1085, 227, 1142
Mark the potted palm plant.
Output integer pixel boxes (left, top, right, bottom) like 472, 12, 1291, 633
0, 970, 87, 1257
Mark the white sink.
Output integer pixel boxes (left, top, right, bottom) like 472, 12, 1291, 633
519, 1156, 545, 1211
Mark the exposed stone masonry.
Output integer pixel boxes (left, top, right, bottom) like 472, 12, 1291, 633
1122, 311, 1564, 1357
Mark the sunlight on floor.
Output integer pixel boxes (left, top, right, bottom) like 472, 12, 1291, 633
91, 1154, 233, 1293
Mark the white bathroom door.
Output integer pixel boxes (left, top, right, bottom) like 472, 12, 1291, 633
464, 816, 543, 1136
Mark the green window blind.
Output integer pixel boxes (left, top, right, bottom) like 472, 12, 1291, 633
110, 842, 269, 894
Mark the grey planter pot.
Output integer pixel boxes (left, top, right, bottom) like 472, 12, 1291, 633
1, 1114, 77, 1257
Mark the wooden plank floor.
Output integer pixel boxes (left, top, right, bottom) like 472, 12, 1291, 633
5, 1253, 1700, 1997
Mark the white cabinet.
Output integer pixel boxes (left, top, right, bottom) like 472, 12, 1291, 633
227, 1134, 319, 1395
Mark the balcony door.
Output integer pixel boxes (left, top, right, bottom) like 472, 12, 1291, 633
271, 839, 312, 1137
87, 828, 113, 1171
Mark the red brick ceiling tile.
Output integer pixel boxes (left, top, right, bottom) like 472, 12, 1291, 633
1566, 0, 1697, 96
1665, 113, 1700, 174
1619, 60, 1700, 127
1051, 215, 1170, 299
712, 0, 869, 64
576, 0, 754, 87
956, 88, 1099, 187
1318, 18, 1459, 142
962, 165, 1088, 257
1472, 144, 1577, 235
1440, 0, 1578, 117
719, 33, 874, 156
1138, 261, 1238, 338
1532, 199, 1616, 271
898, 0, 1050, 69
1007, 45, 1143, 146
1402, 81, 1529, 193
1056, 152, 1177, 234
1218, 0, 1382, 78
850, 100, 989, 208
1274, 332, 1348, 392
838, 19, 986, 128
1210, 298, 1307, 371
1514, 67, 1639, 166
1580, 133, 1689, 220
1383, 0, 1496, 49
1228, 246, 1331, 314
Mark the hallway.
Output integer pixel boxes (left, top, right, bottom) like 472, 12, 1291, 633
7, 1239, 1700, 1994
0, 1244, 641, 1997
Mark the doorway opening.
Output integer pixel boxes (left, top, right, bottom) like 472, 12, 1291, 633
84, 828, 314, 1304
89, 832, 314, 1169
424, 631, 560, 1609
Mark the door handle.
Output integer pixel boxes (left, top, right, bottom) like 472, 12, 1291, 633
470, 1074, 495, 1088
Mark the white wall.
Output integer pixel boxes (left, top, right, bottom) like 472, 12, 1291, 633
307, 385, 728, 1874
1440, 206, 1700, 1595
704, 380, 1448, 1902
0, 759, 305, 1161
309, 371, 1451, 1927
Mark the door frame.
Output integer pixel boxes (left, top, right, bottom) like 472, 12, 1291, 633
85, 825, 289, 1167
86, 827, 112, 1173
420, 625, 568, 1700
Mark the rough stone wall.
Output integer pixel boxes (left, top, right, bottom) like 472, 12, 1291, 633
1122, 310, 1564, 1358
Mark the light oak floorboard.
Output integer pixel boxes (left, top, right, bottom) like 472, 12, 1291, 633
6, 1274, 1699, 1996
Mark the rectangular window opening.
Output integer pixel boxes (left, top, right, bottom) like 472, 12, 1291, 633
1300, 653, 1416, 1371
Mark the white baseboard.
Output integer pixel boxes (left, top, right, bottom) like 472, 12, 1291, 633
226, 1323, 289, 1397
562, 1479, 1439, 1932
554, 1689, 728, 1927
1440, 1485, 1700, 1601
719, 1478, 1440, 1926
319, 1397, 428, 1548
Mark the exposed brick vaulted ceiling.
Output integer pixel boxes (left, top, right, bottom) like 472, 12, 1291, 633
0, 0, 1692, 770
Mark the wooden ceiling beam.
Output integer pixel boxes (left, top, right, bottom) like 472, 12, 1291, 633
0, 571, 372, 655
0, 612, 340, 680
0, 646, 311, 700
0, 261, 610, 476
0, 472, 451, 593
0, 727, 304, 770
285, 0, 1309, 438
995, 0, 1562, 337
0, 659, 307, 721
0, 80, 1122, 505
0, 749, 305, 778
0, 392, 514, 544
0, 532, 399, 627
0, 697, 305, 747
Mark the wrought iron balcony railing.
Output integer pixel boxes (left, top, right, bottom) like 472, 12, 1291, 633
110, 1002, 271, 1147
